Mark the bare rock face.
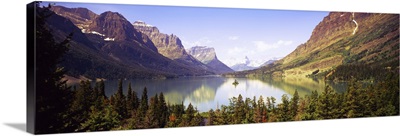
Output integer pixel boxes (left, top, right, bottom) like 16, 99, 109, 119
88, 12, 158, 52
133, 21, 187, 60
133, 21, 226, 74
50, 6, 97, 29
188, 46, 234, 74
89, 11, 136, 41
187, 46, 216, 64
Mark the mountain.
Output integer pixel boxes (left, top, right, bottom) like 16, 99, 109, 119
132, 21, 214, 73
226, 12, 399, 78
228, 56, 279, 71
49, 6, 97, 30
260, 58, 279, 67
229, 56, 257, 71
48, 6, 215, 79
187, 46, 234, 74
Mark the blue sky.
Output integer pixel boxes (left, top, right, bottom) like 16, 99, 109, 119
46, 2, 328, 66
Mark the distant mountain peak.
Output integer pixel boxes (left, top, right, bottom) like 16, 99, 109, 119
187, 46, 233, 74
244, 56, 250, 65
187, 46, 216, 63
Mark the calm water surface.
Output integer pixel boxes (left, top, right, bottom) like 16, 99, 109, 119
76, 76, 347, 112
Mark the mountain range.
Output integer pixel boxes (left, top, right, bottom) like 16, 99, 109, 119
228, 56, 278, 71
226, 12, 399, 78
132, 21, 232, 74
46, 6, 398, 80
47, 6, 233, 79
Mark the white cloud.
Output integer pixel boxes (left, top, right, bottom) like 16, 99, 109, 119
253, 40, 293, 52
228, 47, 245, 54
228, 36, 239, 40
277, 40, 293, 45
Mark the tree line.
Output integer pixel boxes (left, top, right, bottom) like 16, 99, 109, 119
206, 75, 398, 125
43, 74, 398, 133
55, 79, 204, 132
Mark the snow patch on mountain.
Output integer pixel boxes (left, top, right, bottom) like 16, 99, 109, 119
104, 37, 115, 41
133, 20, 154, 27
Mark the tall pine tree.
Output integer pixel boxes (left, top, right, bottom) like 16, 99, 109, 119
137, 87, 149, 127
158, 92, 169, 128
289, 90, 299, 120
33, 2, 73, 133
113, 79, 127, 118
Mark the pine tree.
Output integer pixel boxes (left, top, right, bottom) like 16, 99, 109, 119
93, 81, 105, 111
344, 79, 362, 118
99, 79, 106, 99
126, 82, 133, 117
144, 97, 159, 128
270, 96, 276, 112
137, 87, 149, 126
303, 90, 319, 120
255, 95, 266, 123
234, 94, 245, 124
186, 103, 196, 123
33, 2, 73, 133
69, 80, 92, 131
267, 96, 278, 122
220, 105, 231, 124
295, 98, 307, 121
190, 112, 203, 126
289, 90, 299, 120
158, 92, 169, 128
207, 109, 215, 126
318, 86, 335, 119
113, 79, 127, 118
80, 105, 121, 131
278, 94, 291, 121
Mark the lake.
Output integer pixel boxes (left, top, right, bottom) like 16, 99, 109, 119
84, 76, 347, 112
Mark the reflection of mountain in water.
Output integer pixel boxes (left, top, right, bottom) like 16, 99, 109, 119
80, 76, 346, 112
184, 85, 216, 105
101, 77, 224, 105
258, 77, 347, 97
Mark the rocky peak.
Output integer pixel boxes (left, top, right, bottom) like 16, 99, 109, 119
88, 11, 138, 41
133, 20, 154, 27
51, 6, 97, 20
50, 6, 98, 29
133, 21, 160, 36
187, 46, 216, 64
188, 46, 233, 74
133, 20, 187, 60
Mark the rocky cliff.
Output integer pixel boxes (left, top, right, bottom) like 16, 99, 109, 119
188, 46, 234, 74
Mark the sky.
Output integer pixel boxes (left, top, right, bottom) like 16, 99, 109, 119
45, 1, 328, 67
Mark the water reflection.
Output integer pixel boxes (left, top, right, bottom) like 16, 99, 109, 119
70, 76, 346, 112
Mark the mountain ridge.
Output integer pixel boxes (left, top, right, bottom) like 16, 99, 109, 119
225, 12, 399, 78
48, 6, 218, 79
132, 21, 216, 73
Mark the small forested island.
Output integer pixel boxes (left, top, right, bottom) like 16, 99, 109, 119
232, 79, 239, 86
